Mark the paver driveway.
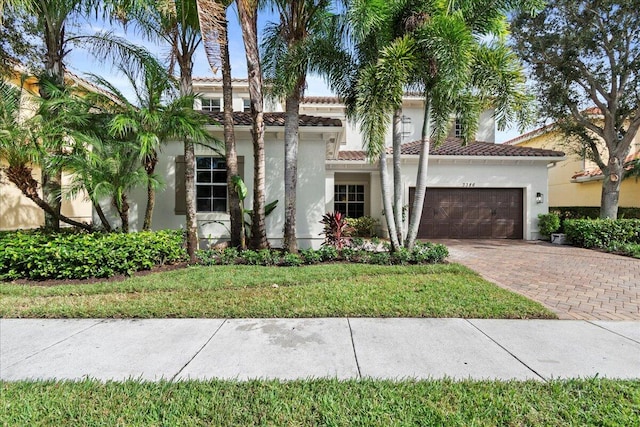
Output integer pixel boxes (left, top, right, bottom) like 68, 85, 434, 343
439, 240, 640, 320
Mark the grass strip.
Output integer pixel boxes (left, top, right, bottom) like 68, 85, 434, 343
2, 378, 638, 426
0, 264, 555, 319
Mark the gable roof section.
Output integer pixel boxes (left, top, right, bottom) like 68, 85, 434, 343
201, 111, 342, 127
335, 138, 564, 160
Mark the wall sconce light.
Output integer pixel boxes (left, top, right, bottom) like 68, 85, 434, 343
536, 192, 543, 204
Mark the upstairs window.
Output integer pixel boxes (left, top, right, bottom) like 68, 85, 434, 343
196, 157, 227, 212
201, 98, 221, 112
334, 184, 365, 218
454, 118, 463, 138
242, 98, 251, 112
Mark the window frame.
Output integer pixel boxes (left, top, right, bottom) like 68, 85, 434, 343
195, 156, 228, 213
334, 184, 366, 218
201, 98, 222, 112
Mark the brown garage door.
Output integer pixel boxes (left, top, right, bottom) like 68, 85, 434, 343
409, 188, 523, 239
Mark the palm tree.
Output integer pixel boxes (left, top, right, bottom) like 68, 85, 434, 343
236, 0, 268, 249
0, 78, 93, 230
261, 0, 343, 253
2, 0, 168, 230
126, 0, 208, 259
89, 62, 214, 232
194, 0, 245, 249
343, 0, 539, 249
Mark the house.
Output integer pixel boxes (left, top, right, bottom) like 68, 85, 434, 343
504, 116, 640, 211
0, 69, 96, 231
108, 78, 564, 248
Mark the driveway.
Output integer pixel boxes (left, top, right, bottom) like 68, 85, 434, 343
439, 240, 640, 320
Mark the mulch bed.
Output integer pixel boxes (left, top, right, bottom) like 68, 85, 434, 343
3, 262, 189, 287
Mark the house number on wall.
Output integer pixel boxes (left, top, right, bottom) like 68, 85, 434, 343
462, 182, 476, 187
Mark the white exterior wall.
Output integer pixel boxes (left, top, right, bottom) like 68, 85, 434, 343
97, 129, 330, 249
393, 157, 551, 240
329, 156, 554, 241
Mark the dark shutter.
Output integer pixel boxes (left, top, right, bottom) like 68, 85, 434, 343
175, 155, 186, 215
237, 156, 245, 180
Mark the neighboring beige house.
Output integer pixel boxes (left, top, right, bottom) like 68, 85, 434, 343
0, 70, 95, 231
95, 78, 564, 247
504, 118, 640, 209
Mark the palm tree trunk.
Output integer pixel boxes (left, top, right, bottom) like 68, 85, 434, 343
405, 93, 432, 249
283, 83, 302, 253
115, 195, 130, 233
178, 62, 198, 261
237, 0, 268, 250
142, 155, 158, 231
221, 17, 244, 250
143, 178, 155, 230
93, 201, 112, 232
6, 164, 92, 231
41, 20, 66, 232
392, 108, 404, 246
379, 150, 400, 251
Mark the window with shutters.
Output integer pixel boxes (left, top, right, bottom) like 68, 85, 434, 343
196, 157, 227, 212
334, 184, 365, 218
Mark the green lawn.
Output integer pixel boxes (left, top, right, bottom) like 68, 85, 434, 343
0, 263, 555, 319
2, 378, 638, 426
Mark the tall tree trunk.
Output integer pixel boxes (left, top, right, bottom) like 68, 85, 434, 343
283, 83, 302, 253
405, 93, 432, 249
221, 17, 243, 250
392, 108, 404, 246
6, 164, 92, 231
41, 21, 66, 231
379, 150, 400, 251
600, 155, 624, 219
177, 31, 199, 263
142, 155, 158, 231
237, 0, 268, 249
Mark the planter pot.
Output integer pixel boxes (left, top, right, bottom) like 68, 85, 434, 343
551, 233, 566, 245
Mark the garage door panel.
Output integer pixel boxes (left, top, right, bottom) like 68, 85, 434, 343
411, 188, 523, 239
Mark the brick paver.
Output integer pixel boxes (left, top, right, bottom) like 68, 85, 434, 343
438, 240, 640, 320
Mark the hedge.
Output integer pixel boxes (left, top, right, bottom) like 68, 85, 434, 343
551, 207, 640, 221
198, 242, 449, 267
0, 230, 186, 280
563, 219, 640, 249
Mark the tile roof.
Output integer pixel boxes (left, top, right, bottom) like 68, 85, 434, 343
402, 138, 565, 157
571, 151, 640, 180
336, 138, 565, 160
302, 96, 342, 104
201, 111, 342, 127
193, 77, 249, 83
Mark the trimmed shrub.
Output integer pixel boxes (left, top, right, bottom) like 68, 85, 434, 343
346, 216, 379, 237
537, 213, 561, 238
564, 219, 640, 248
0, 230, 186, 280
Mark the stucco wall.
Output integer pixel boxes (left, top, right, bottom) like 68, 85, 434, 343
99, 129, 330, 249
365, 158, 552, 240
1, 164, 93, 231
516, 132, 640, 208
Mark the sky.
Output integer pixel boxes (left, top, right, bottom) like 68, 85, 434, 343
64, 5, 526, 144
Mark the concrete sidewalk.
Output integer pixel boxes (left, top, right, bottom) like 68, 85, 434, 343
1, 318, 639, 382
